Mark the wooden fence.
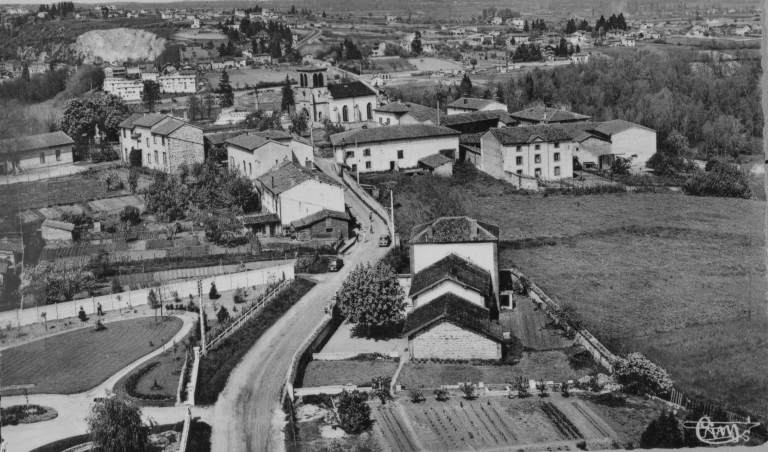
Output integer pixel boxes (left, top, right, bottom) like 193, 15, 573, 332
667, 389, 753, 423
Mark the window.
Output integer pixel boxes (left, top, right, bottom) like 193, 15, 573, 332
386, 118, 391, 125
148, 153, 151, 163
39, 152, 45, 163
554, 152, 560, 162
379, 118, 383, 124
345, 151, 354, 159
554, 142, 560, 149
154, 137, 157, 144
342, 106, 349, 122
162, 137, 165, 146
351, 164, 357, 171
325, 218, 332, 227
363, 148, 371, 157
534, 154, 541, 163
249, 163, 252, 175
516, 146, 522, 152
146, 138, 149, 147
517, 170, 523, 174
554, 166, 561, 176
516, 156, 523, 165
366, 102, 372, 120
154, 151, 158, 163
55, 150, 61, 161
163, 152, 167, 164
535, 168, 542, 177
397, 150, 404, 159
123, 129, 127, 138
534, 144, 541, 150
230, 157, 234, 167
365, 161, 371, 169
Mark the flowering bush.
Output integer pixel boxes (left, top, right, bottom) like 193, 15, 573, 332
612, 352, 673, 396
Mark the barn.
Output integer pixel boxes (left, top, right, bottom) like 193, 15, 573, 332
41, 219, 75, 242
290, 209, 352, 241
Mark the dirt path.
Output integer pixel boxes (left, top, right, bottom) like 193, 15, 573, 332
210, 159, 392, 452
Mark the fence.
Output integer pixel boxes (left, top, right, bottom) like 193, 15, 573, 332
667, 389, 753, 423
1, 262, 295, 328
185, 347, 201, 406
340, 170, 394, 239
177, 407, 193, 452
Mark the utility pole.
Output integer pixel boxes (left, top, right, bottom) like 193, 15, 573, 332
198, 280, 206, 355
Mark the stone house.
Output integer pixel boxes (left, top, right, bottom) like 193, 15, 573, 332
290, 209, 352, 241
241, 212, 282, 237
417, 153, 453, 176
118, 113, 204, 173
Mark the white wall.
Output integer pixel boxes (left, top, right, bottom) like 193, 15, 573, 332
411, 322, 500, 360
412, 242, 498, 304
374, 111, 398, 126
159, 75, 197, 94
13, 146, 73, 170
103, 78, 144, 101
227, 141, 292, 180
289, 140, 315, 168
278, 179, 345, 225
328, 94, 377, 124
334, 135, 459, 173
481, 133, 573, 181
413, 280, 485, 309
610, 127, 657, 168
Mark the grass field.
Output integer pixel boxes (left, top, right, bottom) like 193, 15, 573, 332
300, 358, 400, 387
362, 162, 767, 417
0, 316, 182, 395
114, 342, 187, 407
203, 67, 302, 90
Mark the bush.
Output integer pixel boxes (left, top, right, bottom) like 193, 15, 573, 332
683, 162, 752, 199
1, 405, 57, 426
336, 390, 371, 433
370, 376, 393, 405
434, 388, 449, 401
216, 306, 230, 323
460, 383, 476, 400
111, 278, 122, 294
233, 287, 248, 304
209, 282, 219, 300
613, 352, 673, 396
124, 362, 175, 401
610, 156, 632, 175
640, 411, 684, 449
409, 389, 426, 403
120, 206, 141, 225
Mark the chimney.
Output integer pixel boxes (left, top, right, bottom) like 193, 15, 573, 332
463, 98, 468, 104
290, 177, 296, 186
469, 219, 478, 239
427, 225, 434, 241
543, 112, 547, 121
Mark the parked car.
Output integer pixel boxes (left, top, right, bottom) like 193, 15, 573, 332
378, 234, 391, 247
327, 257, 344, 272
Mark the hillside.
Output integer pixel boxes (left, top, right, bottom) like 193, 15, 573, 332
74, 28, 166, 64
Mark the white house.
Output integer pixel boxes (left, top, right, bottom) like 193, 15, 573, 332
0, 131, 74, 174
226, 133, 293, 180
409, 252, 491, 309
103, 78, 144, 102
446, 97, 507, 115
158, 71, 198, 94
295, 67, 378, 125
591, 120, 657, 169
191, 18, 200, 28
214, 106, 250, 126
257, 160, 345, 226
373, 101, 438, 126
329, 124, 459, 173
490, 16, 503, 25
571, 53, 590, 63
621, 36, 636, 46
480, 125, 574, 187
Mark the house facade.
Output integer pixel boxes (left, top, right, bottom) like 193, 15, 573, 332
0, 131, 74, 174
290, 209, 351, 241
446, 97, 508, 115
118, 113, 204, 173
226, 134, 292, 179
159, 72, 198, 94
103, 77, 144, 101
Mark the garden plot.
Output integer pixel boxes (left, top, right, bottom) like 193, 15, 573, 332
300, 358, 399, 388
501, 297, 573, 351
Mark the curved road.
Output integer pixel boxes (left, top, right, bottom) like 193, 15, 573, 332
211, 159, 392, 452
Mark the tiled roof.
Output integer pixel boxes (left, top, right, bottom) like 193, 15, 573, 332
241, 212, 281, 225
409, 216, 499, 244
329, 124, 459, 146
0, 131, 74, 153
404, 104, 440, 123
204, 130, 252, 146
258, 160, 343, 195
246, 129, 293, 141
290, 209, 351, 228
151, 118, 187, 136
374, 102, 412, 113
402, 293, 503, 341
118, 113, 145, 129
487, 125, 572, 145
291, 133, 313, 147
593, 119, 653, 136
132, 113, 169, 128
418, 153, 452, 169
326, 81, 377, 99
557, 122, 609, 143
225, 134, 287, 151
409, 253, 491, 298
439, 110, 516, 127
42, 219, 75, 231
459, 132, 484, 146
509, 106, 591, 123
447, 97, 500, 111
0, 241, 23, 253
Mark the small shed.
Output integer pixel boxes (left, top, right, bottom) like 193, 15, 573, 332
241, 213, 282, 238
0, 241, 22, 265
418, 153, 454, 176
290, 209, 352, 241
41, 219, 75, 242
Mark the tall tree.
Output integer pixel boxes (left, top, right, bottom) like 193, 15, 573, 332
218, 70, 234, 108
141, 80, 161, 113
188, 95, 201, 120
147, 288, 162, 324
86, 395, 150, 452
336, 262, 406, 335
459, 74, 473, 95
280, 75, 294, 113
411, 30, 423, 54
203, 93, 216, 118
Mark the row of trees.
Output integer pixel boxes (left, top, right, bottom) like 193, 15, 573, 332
37, 2, 76, 18
316, 38, 364, 61
595, 13, 628, 32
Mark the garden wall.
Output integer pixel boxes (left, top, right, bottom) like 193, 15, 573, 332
341, 170, 394, 238
1, 263, 295, 328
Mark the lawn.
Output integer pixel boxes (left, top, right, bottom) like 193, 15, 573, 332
0, 316, 182, 395
362, 162, 767, 417
300, 358, 400, 387
202, 67, 302, 90
114, 340, 188, 407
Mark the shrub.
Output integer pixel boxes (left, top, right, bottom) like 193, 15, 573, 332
460, 383, 476, 400
409, 389, 426, 403
233, 287, 248, 304
640, 411, 684, 449
124, 362, 174, 401
120, 206, 141, 225
1, 404, 57, 426
613, 352, 673, 396
111, 278, 122, 294
209, 282, 219, 300
537, 380, 548, 397
683, 162, 752, 199
129, 149, 142, 167
370, 376, 393, 405
336, 390, 371, 433
216, 306, 230, 323
517, 379, 530, 398
610, 156, 632, 175
434, 388, 449, 401
561, 381, 570, 397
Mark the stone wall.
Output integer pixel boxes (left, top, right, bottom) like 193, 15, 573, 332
411, 321, 501, 360
169, 125, 205, 174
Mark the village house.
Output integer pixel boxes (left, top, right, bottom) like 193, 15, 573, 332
41, 219, 75, 242
118, 113, 204, 173
159, 71, 198, 94
509, 106, 591, 125
439, 110, 517, 134
329, 124, 459, 173
571, 53, 590, 64
0, 131, 74, 175
103, 78, 144, 101
103, 65, 127, 78
295, 67, 378, 125
0, 240, 23, 265
446, 97, 508, 115
290, 209, 352, 241
418, 153, 454, 176
560, 119, 657, 169
214, 106, 250, 126
225, 130, 315, 179
480, 125, 574, 187
257, 161, 346, 226
374, 102, 438, 126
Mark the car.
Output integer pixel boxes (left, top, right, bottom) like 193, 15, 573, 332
378, 234, 392, 247
327, 257, 344, 272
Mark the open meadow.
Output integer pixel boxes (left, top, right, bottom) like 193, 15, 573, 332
361, 163, 767, 417
202, 67, 301, 89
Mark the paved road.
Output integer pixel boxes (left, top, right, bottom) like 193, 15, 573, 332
210, 159, 392, 452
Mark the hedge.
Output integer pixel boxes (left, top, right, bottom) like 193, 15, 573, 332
125, 362, 175, 402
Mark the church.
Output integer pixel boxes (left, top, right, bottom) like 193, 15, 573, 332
294, 67, 378, 125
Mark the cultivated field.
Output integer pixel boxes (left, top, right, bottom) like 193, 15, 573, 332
0, 316, 182, 394
300, 358, 400, 387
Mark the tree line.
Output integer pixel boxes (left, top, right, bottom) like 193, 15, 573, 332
37, 2, 76, 18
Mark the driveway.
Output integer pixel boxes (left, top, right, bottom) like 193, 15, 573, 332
210, 159, 392, 452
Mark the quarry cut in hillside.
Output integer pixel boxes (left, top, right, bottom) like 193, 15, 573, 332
74, 28, 166, 64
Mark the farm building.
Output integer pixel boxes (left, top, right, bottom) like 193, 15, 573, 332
403, 293, 503, 360
258, 161, 346, 226
508, 106, 591, 125
559, 120, 657, 170
294, 67, 378, 125
241, 212, 282, 238
290, 209, 352, 241
446, 98, 508, 115
409, 253, 492, 310
458, 133, 482, 166
0, 240, 23, 265
226, 129, 315, 179
329, 124, 460, 173
373, 102, 438, 126
42, 219, 75, 242
0, 131, 74, 175
418, 153, 453, 176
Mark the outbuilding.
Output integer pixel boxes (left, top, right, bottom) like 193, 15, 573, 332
418, 153, 454, 176
290, 209, 352, 241
0, 131, 74, 175
42, 219, 75, 242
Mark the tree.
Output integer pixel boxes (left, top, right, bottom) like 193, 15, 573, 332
335, 262, 405, 335
216, 305, 230, 323
434, 388, 449, 401
218, 70, 234, 108
111, 278, 122, 294
22, 261, 95, 302
127, 167, 139, 193
459, 74, 473, 96
141, 81, 161, 112
188, 95, 201, 121
336, 390, 370, 433
57, 98, 100, 142
646, 130, 697, 176
280, 75, 294, 113
460, 383, 476, 400
86, 394, 150, 452
290, 113, 307, 135
21, 63, 30, 82
613, 352, 673, 396
523, 19, 529, 32
203, 94, 216, 118
147, 288, 162, 324
209, 282, 219, 299
469, 58, 478, 69
640, 411, 684, 449
322, 10, 326, 18
411, 30, 423, 54
561, 381, 570, 397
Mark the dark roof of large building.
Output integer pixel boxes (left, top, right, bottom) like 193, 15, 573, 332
409, 216, 500, 244
409, 253, 491, 298
375, 102, 439, 123
247, 129, 294, 141
402, 293, 503, 341
290, 209, 351, 228
151, 118, 188, 136
487, 124, 572, 145
509, 106, 591, 123
326, 81, 377, 99
557, 122, 609, 142
42, 219, 75, 231
0, 131, 74, 153
329, 124, 459, 146
439, 109, 516, 127
418, 153, 453, 169
204, 130, 252, 146
225, 133, 288, 151
118, 113, 146, 129
374, 102, 412, 113
258, 160, 343, 195
447, 97, 503, 111
132, 113, 170, 128
459, 132, 484, 146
